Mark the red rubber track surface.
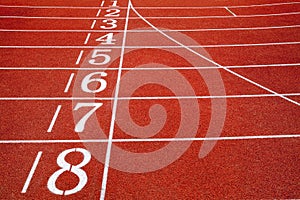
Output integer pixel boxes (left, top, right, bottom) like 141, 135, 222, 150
0, 0, 299, 199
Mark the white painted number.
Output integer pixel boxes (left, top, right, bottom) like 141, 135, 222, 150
88, 49, 111, 65
110, 1, 118, 7
105, 9, 120, 17
81, 72, 107, 93
96, 33, 116, 45
47, 148, 91, 195
100, 19, 117, 29
74, 103, 103, 132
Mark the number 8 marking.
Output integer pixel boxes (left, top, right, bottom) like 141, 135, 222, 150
47, 148, 91, 195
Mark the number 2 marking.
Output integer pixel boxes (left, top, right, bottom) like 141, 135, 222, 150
47, 148, 91, 195
105, 9, 120, 17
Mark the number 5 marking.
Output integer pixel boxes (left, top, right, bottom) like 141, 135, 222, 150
74, 103, 103, 132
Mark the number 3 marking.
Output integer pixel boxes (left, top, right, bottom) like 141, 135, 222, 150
100, 19, 117, 29
47, 148, 91, 195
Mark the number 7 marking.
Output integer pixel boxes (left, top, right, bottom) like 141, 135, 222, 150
74, 103, 103, 132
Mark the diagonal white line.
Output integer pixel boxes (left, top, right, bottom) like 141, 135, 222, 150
64, 73, 75, 93
130, 4, 300, 106
84, 33, 91, 44
225, 7, 237, 17
21, 151, 43, 193
47, 105, 61, 132
75, 50, 84, 64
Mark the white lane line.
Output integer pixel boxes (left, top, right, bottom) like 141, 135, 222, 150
131, 4, 300, 106
0, 1, 299, 9
47, 105, 62, 133
0, 11, 298, 20
91, 20, 97, 29
133, 2, 300, 9
100, 1, 131, 199
21, 151, 43, 193
228, 1, 300, 8
2, 134, 300, 144
64, 73, 75, 93
1, 41, 300, 48
1, 24, 299, 32
75, 50, 84, 65
225, 7, 237, 17
0, 93, 300, 101
1, 63, 300, 70
1, 12, 299, 19
84, 33, 91, 44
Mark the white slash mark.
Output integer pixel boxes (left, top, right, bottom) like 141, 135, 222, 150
91, 20, 97, 29
64, 73, 75, 93
47, 105, 62, 132
101, 1, 105, 7
21, 151, 43, 193
75, 50, 84, 65
225, 7, 237, 17
96, 9, 102, 17
84, 33, 91, 44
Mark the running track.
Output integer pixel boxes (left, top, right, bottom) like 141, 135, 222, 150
0, 0, 299, 199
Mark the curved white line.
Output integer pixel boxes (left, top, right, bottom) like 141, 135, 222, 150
130, 3, 300, 106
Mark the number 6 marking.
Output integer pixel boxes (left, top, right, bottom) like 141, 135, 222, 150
74, 103, 103, 132
81, 72, 107, 93
47, 148, 91, 195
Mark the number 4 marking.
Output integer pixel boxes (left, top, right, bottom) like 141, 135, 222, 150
96, 33, 116, 45
74, 103, 103, 132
